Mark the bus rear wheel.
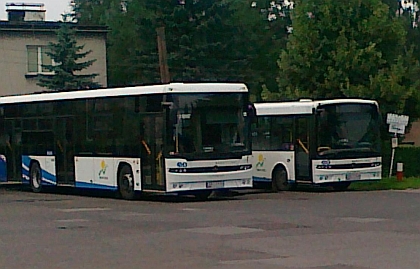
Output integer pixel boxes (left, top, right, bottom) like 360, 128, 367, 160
118, 165, 136, 200
272, 167, 291, 192
30, 162, 42, 193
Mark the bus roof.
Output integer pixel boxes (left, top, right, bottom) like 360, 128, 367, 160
254, 99, 378, 116
0, 83, 248, 105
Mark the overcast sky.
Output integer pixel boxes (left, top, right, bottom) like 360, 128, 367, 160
0, 0, 72, 21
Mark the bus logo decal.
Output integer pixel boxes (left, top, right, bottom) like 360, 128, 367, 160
98, 160, 108, 179
256, 154, 265, 168
177, 162, 187, 168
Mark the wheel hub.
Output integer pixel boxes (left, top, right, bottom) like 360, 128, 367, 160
32, 171, 40, 188
123, 174, 133, 190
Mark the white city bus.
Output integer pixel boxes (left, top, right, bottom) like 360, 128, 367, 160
252, 99, 382, 191
0, 83, 253, 199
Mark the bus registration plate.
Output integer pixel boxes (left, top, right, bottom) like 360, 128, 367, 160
206, 181, 224, 189
346, 172, 361, 181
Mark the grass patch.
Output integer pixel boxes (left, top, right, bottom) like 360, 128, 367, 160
350, 177, 420, 191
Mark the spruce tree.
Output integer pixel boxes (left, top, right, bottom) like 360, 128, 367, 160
37, 16, 100, 91
276, 0, 420, 118
73, 0, 249, 86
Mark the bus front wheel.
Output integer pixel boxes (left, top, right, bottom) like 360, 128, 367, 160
29, 162, 42, 193
272, 167, 291, 192
118, 165, 136, 200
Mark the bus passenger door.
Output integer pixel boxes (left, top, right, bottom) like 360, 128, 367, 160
141, 114, 165, 191
295, 116, 311, 181
5, 120, 21, 182
55, 117, 75, 186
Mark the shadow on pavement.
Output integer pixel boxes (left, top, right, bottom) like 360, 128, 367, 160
0, 182, 241, 203
1, 181, 353, 203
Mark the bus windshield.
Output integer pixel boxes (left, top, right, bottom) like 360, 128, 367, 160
167, 93, 250, 159
316, 103, 381, 158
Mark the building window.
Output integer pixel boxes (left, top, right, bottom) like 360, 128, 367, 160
27, 45, 54, 74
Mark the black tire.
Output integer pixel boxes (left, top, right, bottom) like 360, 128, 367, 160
118, 165, 136, 200
272, 167, 291, 192
332, 182, 351, 191
29, 162, 42, 193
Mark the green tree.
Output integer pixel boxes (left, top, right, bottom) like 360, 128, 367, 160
37, 16, 100, 91
229, 0, 293, 101
73, 0, 252, 86
166, 1, 248, 82
276, 0, 420, 118
72, 0, 111, 25
72, 0, 298, 95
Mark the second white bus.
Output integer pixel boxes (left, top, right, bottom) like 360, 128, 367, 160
252, 99, 382, 191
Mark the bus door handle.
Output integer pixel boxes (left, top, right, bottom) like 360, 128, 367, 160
6, 141, 12, 151
141, 140, 151, 155
57, 140, 64, 153
297, 139, 309, 154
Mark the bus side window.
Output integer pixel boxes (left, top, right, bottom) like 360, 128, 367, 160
272, 116, 294, 151
135, 97, 140, 113
270, 123, 282, 150
146, 95, 163, 112
296, 117, 309, 154
252, 116, 270, 151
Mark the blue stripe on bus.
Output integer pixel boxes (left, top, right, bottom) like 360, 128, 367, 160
41, 170, 56, 183
0, 154, 7, 182
22, 155, 31, 168
22, 155, 31, 184
252, 176, 271, 182
253, 176, 295, 184
75, 182, 118, 191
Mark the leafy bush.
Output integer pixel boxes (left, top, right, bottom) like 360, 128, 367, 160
383, 145, 420, 177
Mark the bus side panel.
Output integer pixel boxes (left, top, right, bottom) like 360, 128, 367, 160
74, 156, 111, 190
312, 157, 382, 184
21, 155, 57, 186
74, 157, 141, 191
165, 157, 252, 193
252, 151, 295, 183
0, 154, 7, 182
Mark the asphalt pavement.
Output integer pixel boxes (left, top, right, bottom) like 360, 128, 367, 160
1, 185, 420, 269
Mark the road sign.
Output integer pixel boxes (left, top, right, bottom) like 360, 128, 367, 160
387, 113, 409, 134
388, 123, 406, 134
386, 113, 409, 125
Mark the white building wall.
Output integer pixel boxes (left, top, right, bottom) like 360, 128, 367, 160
0, 28, 107, 96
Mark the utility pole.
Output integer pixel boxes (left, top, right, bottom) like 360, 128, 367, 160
156, 26, 170, 83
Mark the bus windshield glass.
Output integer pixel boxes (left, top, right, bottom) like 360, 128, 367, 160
316, 103, 381, 158
167, 93, 250, 159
